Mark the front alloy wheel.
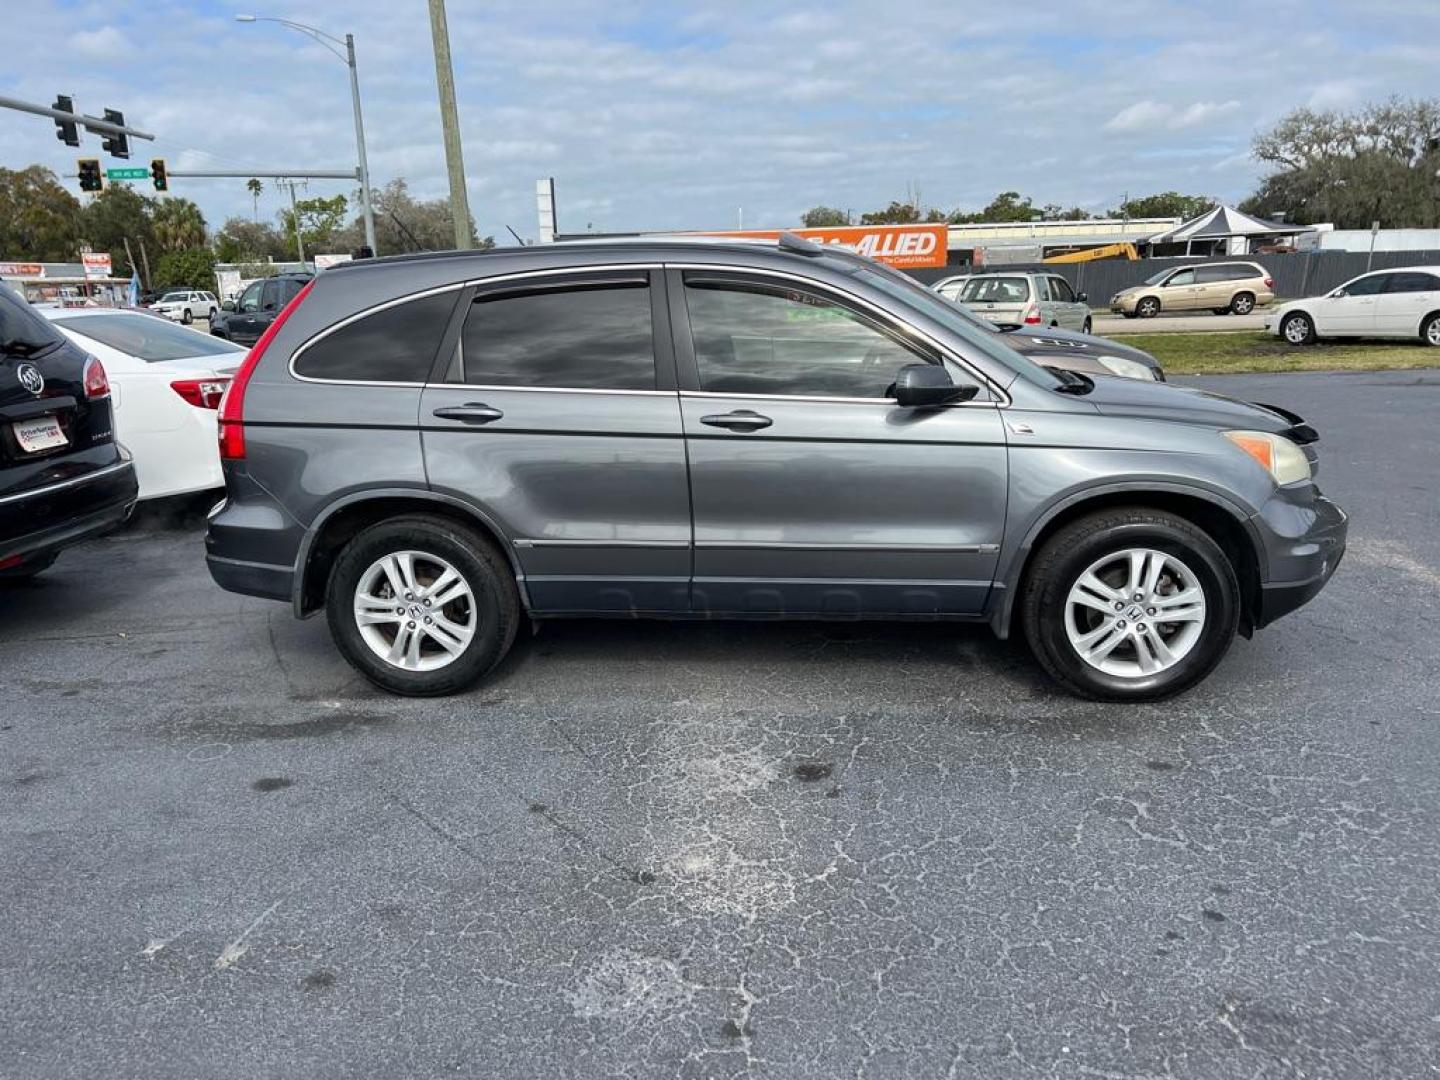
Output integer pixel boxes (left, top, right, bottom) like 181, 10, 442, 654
1064, 549, 1207, 678
1282, 312, 1315, 346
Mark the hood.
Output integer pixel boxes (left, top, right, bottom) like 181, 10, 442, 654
1003, 326, 1159, 369
1079, 374, 1294, 433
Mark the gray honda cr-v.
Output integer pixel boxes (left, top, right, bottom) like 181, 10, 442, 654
205, 234, 1346, 701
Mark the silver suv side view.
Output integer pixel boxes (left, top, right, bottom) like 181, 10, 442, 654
205, 235, 1346, 701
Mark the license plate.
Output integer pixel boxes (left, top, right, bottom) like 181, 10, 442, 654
12, 415, 68, 453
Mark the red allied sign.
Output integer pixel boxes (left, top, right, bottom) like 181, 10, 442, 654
698, 223, 950, 269
0, 262, 45, 278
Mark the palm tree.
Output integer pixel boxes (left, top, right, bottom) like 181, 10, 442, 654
151, 197, 207, 252
246, 178, 262, 223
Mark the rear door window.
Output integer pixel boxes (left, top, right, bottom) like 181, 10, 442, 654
1383, 272, 1440, 293
294, 290, 459, 383
460, 281, 656, 390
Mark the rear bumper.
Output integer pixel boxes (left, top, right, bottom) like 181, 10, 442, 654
0, 455, 138, 562
1253, 491, 1347, 628
205, 552, 294, 601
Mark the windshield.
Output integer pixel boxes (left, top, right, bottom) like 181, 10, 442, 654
158, 291, 189, 302
0, 281, 66, 357
959, 277, 1030, 304
1143, 268, 1171, 285
851, 265, 1062, 388
53, 313, 246, 363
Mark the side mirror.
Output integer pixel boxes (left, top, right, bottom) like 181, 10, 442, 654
1330, 288, 1346, 298
221, 300, 236, 312
892, 364, 978, 408
1076, 291, 1088, 303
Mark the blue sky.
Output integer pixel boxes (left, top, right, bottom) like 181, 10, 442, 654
3, 0, 1438, 248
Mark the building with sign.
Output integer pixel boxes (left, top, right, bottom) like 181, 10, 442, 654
0, 260, 130, 305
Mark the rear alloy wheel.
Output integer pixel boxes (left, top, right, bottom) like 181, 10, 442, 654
1136, 297, 1160, 319
1281, 312, 1315, 346
326, 516, 519, 696
1229, 292, 1255, 315
1021, 508, 1239, 701
181, 309, 194, 324
1422, 313, 1440, 347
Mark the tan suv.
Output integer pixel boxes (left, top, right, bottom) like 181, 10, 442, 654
1111, 261, 1274, 318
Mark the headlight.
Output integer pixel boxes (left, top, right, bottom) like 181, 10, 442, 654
1096, 355, 1156, 381
1223, 430, 1311, 486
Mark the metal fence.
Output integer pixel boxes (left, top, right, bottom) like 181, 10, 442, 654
908, 250, 1440, 304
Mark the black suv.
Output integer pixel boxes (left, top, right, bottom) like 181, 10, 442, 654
210, 273, 313, 346
1, 283, 138, 579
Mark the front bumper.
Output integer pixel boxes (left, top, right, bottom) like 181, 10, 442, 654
1109, 296, 1137, 314
1252, 491, 1347, 628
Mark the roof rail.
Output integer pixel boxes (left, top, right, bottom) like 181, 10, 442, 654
777, 231, 826, 258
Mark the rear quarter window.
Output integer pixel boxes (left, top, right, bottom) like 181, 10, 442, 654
293, 290, 459, 382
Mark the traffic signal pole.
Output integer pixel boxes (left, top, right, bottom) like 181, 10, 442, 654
0, 93, 155, 144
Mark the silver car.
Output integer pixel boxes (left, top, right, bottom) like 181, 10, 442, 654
943, 271, 1093, 333
204, 234, 1345, 702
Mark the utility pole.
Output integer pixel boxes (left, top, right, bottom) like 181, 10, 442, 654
427, 0, 473, 250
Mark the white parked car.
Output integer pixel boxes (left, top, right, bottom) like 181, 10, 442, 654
1267, 266, 1440, 346
40, 308, 246, 499
151, 289, 219, 325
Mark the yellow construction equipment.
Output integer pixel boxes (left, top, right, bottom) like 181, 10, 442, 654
1043, 242, 1139, 264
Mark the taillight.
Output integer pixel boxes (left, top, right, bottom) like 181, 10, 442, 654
1023, 304, 1042, 325
1264, 277, 1274, 288
171, 377, 231, 410
82, 356, 110, 399
218, 279, 315, 460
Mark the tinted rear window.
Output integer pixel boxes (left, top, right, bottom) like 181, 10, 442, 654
54, 313, 246, 363
460, 283, 655, 390
1, 282, 65, 356
294, 290, 458, 382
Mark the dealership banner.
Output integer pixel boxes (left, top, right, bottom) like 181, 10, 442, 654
0, 262, 45, 278
698, 224, 949, 269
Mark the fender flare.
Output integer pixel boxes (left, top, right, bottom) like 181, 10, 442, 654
989, 479, 1263, 639
290, 486, 527, 617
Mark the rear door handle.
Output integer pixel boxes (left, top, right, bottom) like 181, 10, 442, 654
700, 409, 772, 432
432, 402, 504, 424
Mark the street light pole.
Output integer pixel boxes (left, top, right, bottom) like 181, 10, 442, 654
235, 15, 378, 256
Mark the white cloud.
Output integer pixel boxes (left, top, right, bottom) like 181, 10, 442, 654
67, 26, 132, 59
5, 1, 1439, 244
1104, 99, 1242, 134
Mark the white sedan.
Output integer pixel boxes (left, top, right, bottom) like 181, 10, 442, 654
1267, 266, 1440, 346
40, 308, 246, 499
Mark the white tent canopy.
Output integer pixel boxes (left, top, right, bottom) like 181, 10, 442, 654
1146, 205, 1297, 245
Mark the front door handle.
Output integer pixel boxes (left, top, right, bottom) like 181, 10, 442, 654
432, 402, 504, 424
700, 409, 772, 432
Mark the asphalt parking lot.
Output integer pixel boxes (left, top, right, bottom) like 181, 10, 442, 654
4, 369, 1439, 1079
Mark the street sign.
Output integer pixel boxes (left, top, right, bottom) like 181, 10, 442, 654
105, 167, 149, 180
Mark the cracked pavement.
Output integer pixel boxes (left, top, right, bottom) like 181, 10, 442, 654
3, 370, 1439, 1079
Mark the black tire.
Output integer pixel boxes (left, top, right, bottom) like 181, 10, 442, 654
1082, 317, 1092, 334
1421, 312, 1440, 348
1229, 292, 1255, 315
1136, 296, 1160, 319
325, 515, 520, 696
1121, 312, 1138, 320
1020, 508, 1239, 702
0, 552, 58, 582
181, 309, 193, 325
1280, 312, 1315, 346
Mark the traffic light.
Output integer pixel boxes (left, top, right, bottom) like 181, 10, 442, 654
100, 108, 129, 158
53, 95, 80, 147
150, 159, 168, 192
77, 159, 103, 193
